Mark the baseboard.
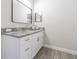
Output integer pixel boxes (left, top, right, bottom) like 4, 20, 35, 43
43, 44, 77, 55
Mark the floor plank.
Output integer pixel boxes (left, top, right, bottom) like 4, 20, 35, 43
34, 47, 77, 59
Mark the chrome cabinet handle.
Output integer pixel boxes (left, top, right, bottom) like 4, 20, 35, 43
25, 48, 30, 51
25, 39, 30, 41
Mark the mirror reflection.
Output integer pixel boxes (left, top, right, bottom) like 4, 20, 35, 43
12, 0, 32, 24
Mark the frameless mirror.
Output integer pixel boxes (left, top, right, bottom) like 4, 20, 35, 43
11, 0, 32, 24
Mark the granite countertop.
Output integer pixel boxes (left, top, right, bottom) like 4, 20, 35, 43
2, 28, 44, 38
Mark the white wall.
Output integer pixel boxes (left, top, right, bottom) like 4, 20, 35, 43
1, 0, 34, 28
34, 0, 77, 50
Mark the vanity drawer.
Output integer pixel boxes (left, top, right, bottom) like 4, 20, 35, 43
20, 35, 33, 45
20, 45, 32, 59
20, 36, 33, 51
20, 36, 34, 59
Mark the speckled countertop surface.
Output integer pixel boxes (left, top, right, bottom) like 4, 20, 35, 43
2, 28, 44, 38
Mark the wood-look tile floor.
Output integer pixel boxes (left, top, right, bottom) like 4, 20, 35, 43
34, 47, 77, 59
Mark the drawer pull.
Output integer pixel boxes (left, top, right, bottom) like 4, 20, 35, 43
25, 48, 30, 51
25, 39, 30, 41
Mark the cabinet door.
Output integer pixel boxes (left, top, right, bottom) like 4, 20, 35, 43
38, 32, 44, 47
31, 36, 38, 58
2, 35, 20, 59
31, 32, 44, 58
36, 32, 43, 51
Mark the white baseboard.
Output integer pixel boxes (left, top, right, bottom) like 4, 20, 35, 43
43, 44, 77, 55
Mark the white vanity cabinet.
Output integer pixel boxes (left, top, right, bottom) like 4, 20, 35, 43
31, 32, 44, 58
2, 31, 44, 59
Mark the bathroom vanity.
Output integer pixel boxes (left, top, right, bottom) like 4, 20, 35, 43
2, 28, 44, 59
